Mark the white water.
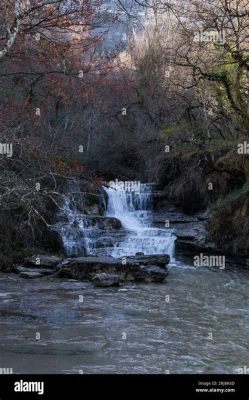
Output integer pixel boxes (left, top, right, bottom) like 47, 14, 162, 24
54, 184, 175, 261
53, 198, 98, 256
103, 184, 175, 260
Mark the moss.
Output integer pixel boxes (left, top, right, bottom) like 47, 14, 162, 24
162, 122, 192, 138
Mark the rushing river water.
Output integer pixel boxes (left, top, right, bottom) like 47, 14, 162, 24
1, 266, 249, 374
0, 185, 249, 374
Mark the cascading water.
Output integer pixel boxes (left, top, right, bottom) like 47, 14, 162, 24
104, 185, 151, 229
53, 183, 175, 261
53, 197, 98, 257
103, 184, 176, 260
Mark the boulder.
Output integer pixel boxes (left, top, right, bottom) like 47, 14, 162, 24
92, 273, 123, 287
174, 220, 220, 260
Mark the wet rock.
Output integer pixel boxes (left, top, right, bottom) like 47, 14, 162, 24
66, 186, 104, 216
19, 271, 43, 279
95, 237, 114, 249
153, 193, 175, 209
24, 255, 62, 269
92, 273, 122, 287
196, 210, 210, 221
124, 265, 168, 283
175, 239, 216, 257
173, 219, 219, 259
175, 238, 249, 269
153, 212, 199, 226
14, 266, 55, 276
125, 254, 170, 268
19, 253, 169, 286
77, 215, 122, 231
173, 221, 207, 243
57, 254, 169, 285
84, 204, 99, 215
153, 198, 200, 223
139, 266, 168, 283
88, 216, 122, 230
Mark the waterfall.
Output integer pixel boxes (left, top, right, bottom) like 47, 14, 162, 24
104, 185, 151, 229
53, 197, 98, 257
103, 184, 175, 259
53, 183, 175, 260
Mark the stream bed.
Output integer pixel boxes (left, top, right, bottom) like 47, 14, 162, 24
0, 263, 249, 374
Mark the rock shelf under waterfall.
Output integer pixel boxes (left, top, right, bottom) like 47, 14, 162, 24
15, 254, 170, 287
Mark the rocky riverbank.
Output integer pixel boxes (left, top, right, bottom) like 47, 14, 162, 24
152, 194, 249, 269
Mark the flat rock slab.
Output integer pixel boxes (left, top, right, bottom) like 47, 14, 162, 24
125, 254, 170, 267
19, 254, 170, 286
19, 271, 43, 279
57, 255, 169, 285
59, 256, 122, 267
14, 266, 55, 276
59, 254, 170, 267
153, 213, 199, 224
24, 255, 62, 269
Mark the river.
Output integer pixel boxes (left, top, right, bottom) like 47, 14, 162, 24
1, 265, 249, 373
